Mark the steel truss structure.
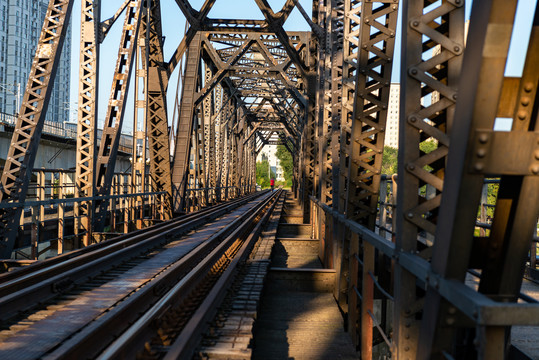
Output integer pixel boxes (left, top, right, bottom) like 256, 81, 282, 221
0, 0, 538, 358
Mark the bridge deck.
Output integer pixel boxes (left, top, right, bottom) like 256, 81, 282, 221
252, 194, 357, 359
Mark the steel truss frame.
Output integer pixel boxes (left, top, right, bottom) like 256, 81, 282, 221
0, 0, 74, 258
75, 0, 100, 246
395, 0, 465, 357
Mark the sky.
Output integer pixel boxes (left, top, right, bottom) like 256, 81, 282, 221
66, 0, 538, 133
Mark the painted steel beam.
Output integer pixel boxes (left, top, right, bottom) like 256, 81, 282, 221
144, 0, 173, 219
75, 0, 100, 246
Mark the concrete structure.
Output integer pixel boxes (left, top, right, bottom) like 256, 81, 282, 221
0, 0, 71, 123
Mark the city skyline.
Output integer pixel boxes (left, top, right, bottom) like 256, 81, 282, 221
0, 0, 71, 123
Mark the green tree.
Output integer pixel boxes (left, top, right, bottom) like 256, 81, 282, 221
276, 145, 294, 187
256, 160, 275, 189
382, 146, 398, 175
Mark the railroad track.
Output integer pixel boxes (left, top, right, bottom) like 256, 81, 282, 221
0, 189, 283, 360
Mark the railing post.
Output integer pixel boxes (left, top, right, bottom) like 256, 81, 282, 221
31, 205, 39, 260
58, 172, 65, 255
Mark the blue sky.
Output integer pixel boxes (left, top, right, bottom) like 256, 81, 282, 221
67, 0, 537, 133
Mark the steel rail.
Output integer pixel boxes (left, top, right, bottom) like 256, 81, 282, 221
0, 191, 268, 321
42, 190, 281, 360
96, 190, 282, 359
163, 190, 283, 360
0, 191, 264, 284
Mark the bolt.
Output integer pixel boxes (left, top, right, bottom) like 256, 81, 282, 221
521, 97, 530, 106
476, 149, 486, 158
478, 133, 489, 144
474, 163, 484, 172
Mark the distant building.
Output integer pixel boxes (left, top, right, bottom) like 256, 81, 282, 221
0, 0, 71, 123
257, 145, 285, 182
385, 83, 400, 148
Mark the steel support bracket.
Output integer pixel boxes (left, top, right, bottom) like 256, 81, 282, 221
470, 130, 539, 176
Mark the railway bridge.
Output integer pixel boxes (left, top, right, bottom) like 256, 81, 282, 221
0, 0, 538, 359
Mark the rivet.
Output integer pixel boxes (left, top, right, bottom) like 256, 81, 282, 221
473, 310, 478, 318
405, 309, 411, 315
410, 68, 418, 76
411, 20, 419, 27
407, 164, 416, 171
454, 46, 460, 53
452, 93, 458, 100
531, 165, 539, 175
518, 111, 527, 120
474, 163, 484, 172
363, 44, 368, 49
446, 317, 455, 325
405, 334, 410, 339
405, 346, 410, 351
521, 97, 530, 106
524, 82, 534, 92
476, 149, 486, 158
409, 116, 417, 123
473, 338, 480, 346
478, 133, 489, 144
535, 150, 539, 160
365, 19, 370, 23
407, 212, 414, 218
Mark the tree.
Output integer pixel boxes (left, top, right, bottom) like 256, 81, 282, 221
382, 146, 398, 175
256, 160, 275, 189
276, 145, 294, 187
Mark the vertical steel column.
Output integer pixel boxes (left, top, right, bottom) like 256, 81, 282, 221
94, 0, 143, 231
76, 0, 100, 247
132, 7, 148, 230
145, 0, 173, 219
395, 0, 465, 358
418, 1, 536, 358
0, 0, 74, 258
317, 0, 334, 205
343, 1, 399, 354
